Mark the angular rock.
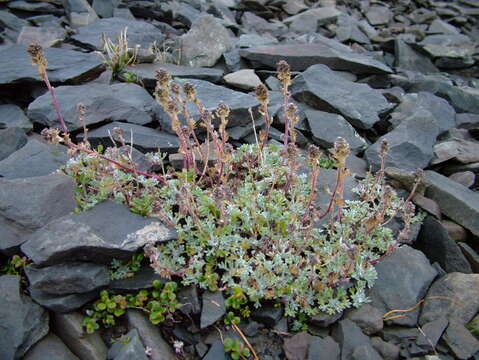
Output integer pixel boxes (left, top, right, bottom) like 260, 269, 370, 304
109, 266, 167, 292
180, 15, 233, 67
366, 6, 392, 25
0, 127, 27, 161
283, 7, 341, 32
21, 200, 177, 266
177, 285, 201, 316
0, 275, 49, 360
394, 40, 439, 74
24, 333, 79, 360
28, 83, 158, 131
0, 104, 32, 132
370, 337, 400, 360
305, 109, 367, 153
241, 11, 287, 37
332, 319, 382, 360
0, 10, 29, 33
284, 331, 312, 360
0, 138, 68, 179
291, 64, 392, 129
0, 45, 103, 86
449, 171, 475, 188
124, 62, 224, 88
7, 1, 62, 14
92, 0, 116, 18
368, 245, 437, 326
424, 170, 479, 237
308, 336, 340, 360
428, 19, 460, 35
223, 69, 262, 90
336, 14, 370, 44
201, 291, 226, 328
433, 138, 479, 165
419, 272, 479, 326
309, 311, 344, 328
78, 122, 179, 154
443, 321, 479, 360
237, 33, 278, 48
126, 309, 176, 360
203, 341, 227, 360
419, 34, 475, 60
416, 216, 472, 273
52, 312, 108, 360
107, 329, 148, 360
240, 36, 392, 74
25, 262, 109, 295
29, 287, 100, 313
63, 0, 98, 27
345, 304, 383, 336
251, 303, 283, 327
458, 242, 479, 273
416, 317, 448, 350
17, 25, 66, 48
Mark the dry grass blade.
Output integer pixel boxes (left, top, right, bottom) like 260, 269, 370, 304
232, 322, 260, 360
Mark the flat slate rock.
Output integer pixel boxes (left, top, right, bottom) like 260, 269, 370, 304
124, 62, 224, 88
0, 138, 68, 179
0, 275, 49, 360
201, 291, 226, 329
0, 104, 33, 132
0, 127, 27, 161
394, 40, 439, 74
240, 37, 392, 74
24, 333, 79, 360
28, 83, 158, 131
0, 44, 103, 86
21, 200, 177, 266
71, 17, 165, 50
107, 329, 148, 360
291, 64, 392, 129
332, 319, 382, 360
29, 287, 100, 313
78, 121, 180, 154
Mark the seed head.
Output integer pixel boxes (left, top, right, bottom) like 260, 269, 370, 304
332, 137, 350, 166
285, 103, 298, 119
183, 82, 196, 101
255, 84, 269, 104
41, 127, 62, 144
27, 44, 47, 67
380, 139, 389, 154
307, 144, 322, 161
166, 99, 180, 115
155, 69, 171, 90
277, 60, 291, 86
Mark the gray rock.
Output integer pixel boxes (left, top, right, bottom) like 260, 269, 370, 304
419, 272, 479, 326
332, 319, 382, 360
251, 303, 283, 327
17, 25, 66, 48
241, 11, 287, 37
177, 285, 201, 316
0, 275, 49, 360
28, 83, 158, 131
24, 333, 79, 360
25, 262, 109, 295
52, 312, 108, 360
109, 266, 167, 292
203, 341, 227, 360
240, 38, 393, 74
0, 127, 27, 161
78, 121, 179, 154
416, 216, 472, 273
394, 40, 439, 74
7, 1, 62, 14
283, 7, 341, 32
449, 171, 475, 187
366, 6, 392, 25
124, 62, 224, 88
370, 337, 400, 360
428, 19, 460, 35
0, 104, 32, 132
308, 336, 340, 360
72, 17, 164, 50
291, 64, 392, 129
0, 10, 28, 32
309, 311, 344, 328
365, 109, 439, 171
424, 170, 479, 237
0, 138, 68, 179
223, 69, 262, 90
29, 287, 100, 313
351, 345, 383, 360
63, 0, 98, 27
345, 304, 383, 335
284, 331, 312, 360
126, 309, 176, 360
433, 138, 479, 165
368, 245, 437, 326
419, 34, 475, 66
443, 321, 479, 360
107, 329, 148, 360
416, 317, 448, 350
21, 200, 177, 266
180, 15, 233, 67
164, 1, 201, 28
0, 44, 103, 86
458, 242, 479, 273
201, 291, 226, 328
305, 109, 367, 153
92, 0, 117, 18
238, 33, 278, 48
336, 14, 370, 44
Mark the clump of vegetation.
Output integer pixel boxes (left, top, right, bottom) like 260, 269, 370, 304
98, 27, 139, 77
109, 253, 144, 280
224, 337, 251, 360
0, 255, 30, 276
82, 280, 179, 333
28, 44, 422, 320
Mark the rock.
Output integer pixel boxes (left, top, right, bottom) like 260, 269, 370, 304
124, 63, 224, 88
180, 15, 233, 67
458, 242, 479, 273
449, 171, 475, 188
443, 321, 479, 360
368, 245, 437, 326
394, 40, 439, 74
24, 333, 79, 360
0, 127, 27, 161
365, 109, 439, 171
284, 331, 312, 360
419, 34, 475, 69
92, 0, 116, 18
72, 17, 164, 50
241, 11, 287, 37
309, 311, 343, 328
345, 304, 383, 335
432, 138, 479, 165
223, 69, 262, 90
177, 285, 201, 316
416, 216, 472, 273
164, 1, 201, 28
331, 319, 382, 360
456, 113, 479, 128
201, 291, 226, 328
28, 83, 159, 131
29, 287, 100, 313
240, 36, 392, 74
366, 6, 392, 25
441, 220, 468, 242
203, 340, 227, 360
17, 25, 66, 48
308, 336, 340, 360
0, 104, 32, 132
107, 329, 148, 360
77, 122, 179, 154
63, 0, 98, 27
424, 170, 479, 237
0, 44, 103, 86
7, 1, 62, 14
0, 173, 76, 254
283, 7, 341, 32
305, 109, 367, 153
0, 10, 28, 33
428, 19, 460, 35
0, 138, 68, 179
109, 266, 167, 292
370, 337, 400, 360
237, 33, 278, 48
21, 200, 177, 266
336, 14, 370, 44
125, 309, 176, 360
52, 311, 108, 360
0, 275, 49, 360
25, 262, 109, 295
291, 64, 392, 129
416, 317, 448, 350
251, 303, 283, 327
351, 345, 383, 360
419, 272, 479, 326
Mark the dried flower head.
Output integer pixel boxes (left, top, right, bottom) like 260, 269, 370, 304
27, 43, 47, 68
216, 102, 230, 120
285, 103, 298, 119
277, 60, 291, 87
380, 139, 389, 154
332, 137, 350, 166
183, 82, 196, 101
171, 82, 180, 96
155, 69, 171, 90
308, 144, 322, 162
255, 84, 269, 104
167, 99, 180, 116
41, 127, 62, 144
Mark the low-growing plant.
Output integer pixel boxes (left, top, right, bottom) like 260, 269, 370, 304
98, 27, 139, 76
224, 337, 251, 360
0, 255, 30, 276
109, 253, 144, 280
28, 44, 422, 322
82, 280, 179, 333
